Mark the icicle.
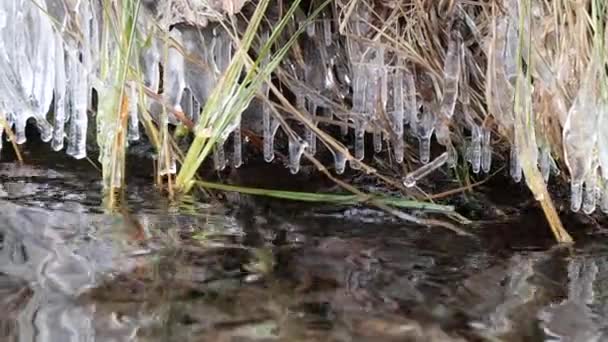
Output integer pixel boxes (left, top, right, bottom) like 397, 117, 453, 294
213, 141, 226, 171
392, 69, 405, 135
373, 128, 382, 153
288, 136, 307, 174
447, 143, 458, 168
510, 145, 522, 183
468, 125, 481, 174
340, 122, 349, 136
582, 168, 597, 214
405, 69, 418, 130
142, 38, 161, 93
481, 128, 492, 173
404, 152, 449, 188
192, 96, 200, 124
419, 137, 431, 165
601, 180, 608, 214
377, 48, 388, 113
30, 0, 55, 143
440, 32, 462, 120
263, 108, 280, 163
504, 21, 519, 84
352, 64, 368, 114
181, 88, 193, 120
571, 181, 583, 212
323, 19, 332, 47
539, 147, 551, 182
127, 84, 140, 142
66, 49, 88, 160
393, 136, 404, 164
165, 31, 186, 111
0, 111, 4, 155
354, 121, 366, 161
597, 104, 608, 181
305, 100, 317, 156
306, 20, 316, 37
563, 63, 598, 211
332, 149, 347, 174
52, 33, 66, 152
213, 27, 233, 73
417, 105, 435, 164
232, 123, 242, 168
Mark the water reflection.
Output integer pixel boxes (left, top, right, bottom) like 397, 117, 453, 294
1, 165, 608, 340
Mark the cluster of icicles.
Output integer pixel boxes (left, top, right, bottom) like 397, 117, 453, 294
0, 1, 606, 214
281, 5, 494, 184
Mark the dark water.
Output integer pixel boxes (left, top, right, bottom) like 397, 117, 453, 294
1, 160, 608, 342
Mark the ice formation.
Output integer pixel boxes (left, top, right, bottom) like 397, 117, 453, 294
0, 0, 605, 213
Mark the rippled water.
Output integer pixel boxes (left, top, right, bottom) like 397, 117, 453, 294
1, 157, 608, 341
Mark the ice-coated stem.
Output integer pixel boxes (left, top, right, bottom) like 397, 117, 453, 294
403, 152, 449, 188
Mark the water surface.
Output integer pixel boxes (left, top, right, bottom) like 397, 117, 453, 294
0, 160, 607, 342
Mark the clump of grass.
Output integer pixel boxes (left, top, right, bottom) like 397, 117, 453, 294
175, 0, 331, 192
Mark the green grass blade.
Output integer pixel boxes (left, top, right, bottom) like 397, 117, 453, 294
196, 181, 456, 213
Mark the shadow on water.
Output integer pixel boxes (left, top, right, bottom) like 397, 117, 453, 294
1, 144, 608, 341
